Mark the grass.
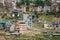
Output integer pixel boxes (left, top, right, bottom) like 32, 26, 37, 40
34, 14, 53, 29
4, 34, 60, 40
38, 15, 52, 24
0, 13, 60, 40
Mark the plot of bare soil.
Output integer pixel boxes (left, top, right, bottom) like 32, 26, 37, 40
0, 36, 6, 40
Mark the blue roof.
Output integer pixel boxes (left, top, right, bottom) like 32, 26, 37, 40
0, 22, 12, 25
0, 22, 6, 24
6, 22, 12, 25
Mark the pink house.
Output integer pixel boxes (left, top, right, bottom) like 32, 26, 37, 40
0, 0, 12, 6
15, 21, 28, 34
16, 24, 28, 34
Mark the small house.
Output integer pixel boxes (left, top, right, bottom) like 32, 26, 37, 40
5, 22, 14, 32
43, 23, 49, 28
56, 0, 60, 3
23, 14, 29, 21
29, 6, 33, 12
11, 9, 22, 17
16, 21, 27, 34
43, 6, 51, 12
52, 21, 60, 27
21, 5, 26, 12
51, 0, 60, 3
37, 6, 43, 12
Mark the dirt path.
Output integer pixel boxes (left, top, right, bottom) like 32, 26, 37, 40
0, 36, 6, 40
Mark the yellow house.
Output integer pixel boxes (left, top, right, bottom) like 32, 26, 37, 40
21, 5, 26, 12
29, 6, 33, 12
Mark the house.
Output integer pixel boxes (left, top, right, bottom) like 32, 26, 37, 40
51, 0, 60, 3
5, 22, 14, 32
5, 0, 12, 3
0, 0, 21, 6
56, 0, 60, 3
37, 6, 43, 12
29, 3, 35, 12
32, 6, 37, 12
0, 0, 4, 4
29, 6, 33, 12
12, 1, 16, 9
0, 0, 12, 5
0, 0, 12, 6
0, 0, 21, 4
52, 21, 60, 27
51, 3, 59, 12
11, 9, 22, 17
21, 5, 26, 12
26, 18, 32, 28
10, 24, 15, 32
0, 0, 5, 6
23, 14, 29, 21
43, 6, 51, 12
16, 21, 27, 34
51, 0, 56, 2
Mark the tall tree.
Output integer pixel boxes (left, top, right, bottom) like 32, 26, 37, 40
25, 0, 30, 11
4, 1, 9, 11
56, 3, 60, 17
21, 0, 25, 4
16, 2, 21, 8
45, 0, 52, 6
34, 0, 44, 6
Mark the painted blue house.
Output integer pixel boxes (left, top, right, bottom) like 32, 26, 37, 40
0, 22, 12, 29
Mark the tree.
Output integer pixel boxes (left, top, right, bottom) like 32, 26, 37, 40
16, 2, 21, 8
56, 11, 60, 17
21, 0, 25, 4
4, 0, 9, 11
0, 3, 3, 8
25, 0, 30, 11
45, 0, 52, 6
56, 3, 60, 17
34, 0, 44, 6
